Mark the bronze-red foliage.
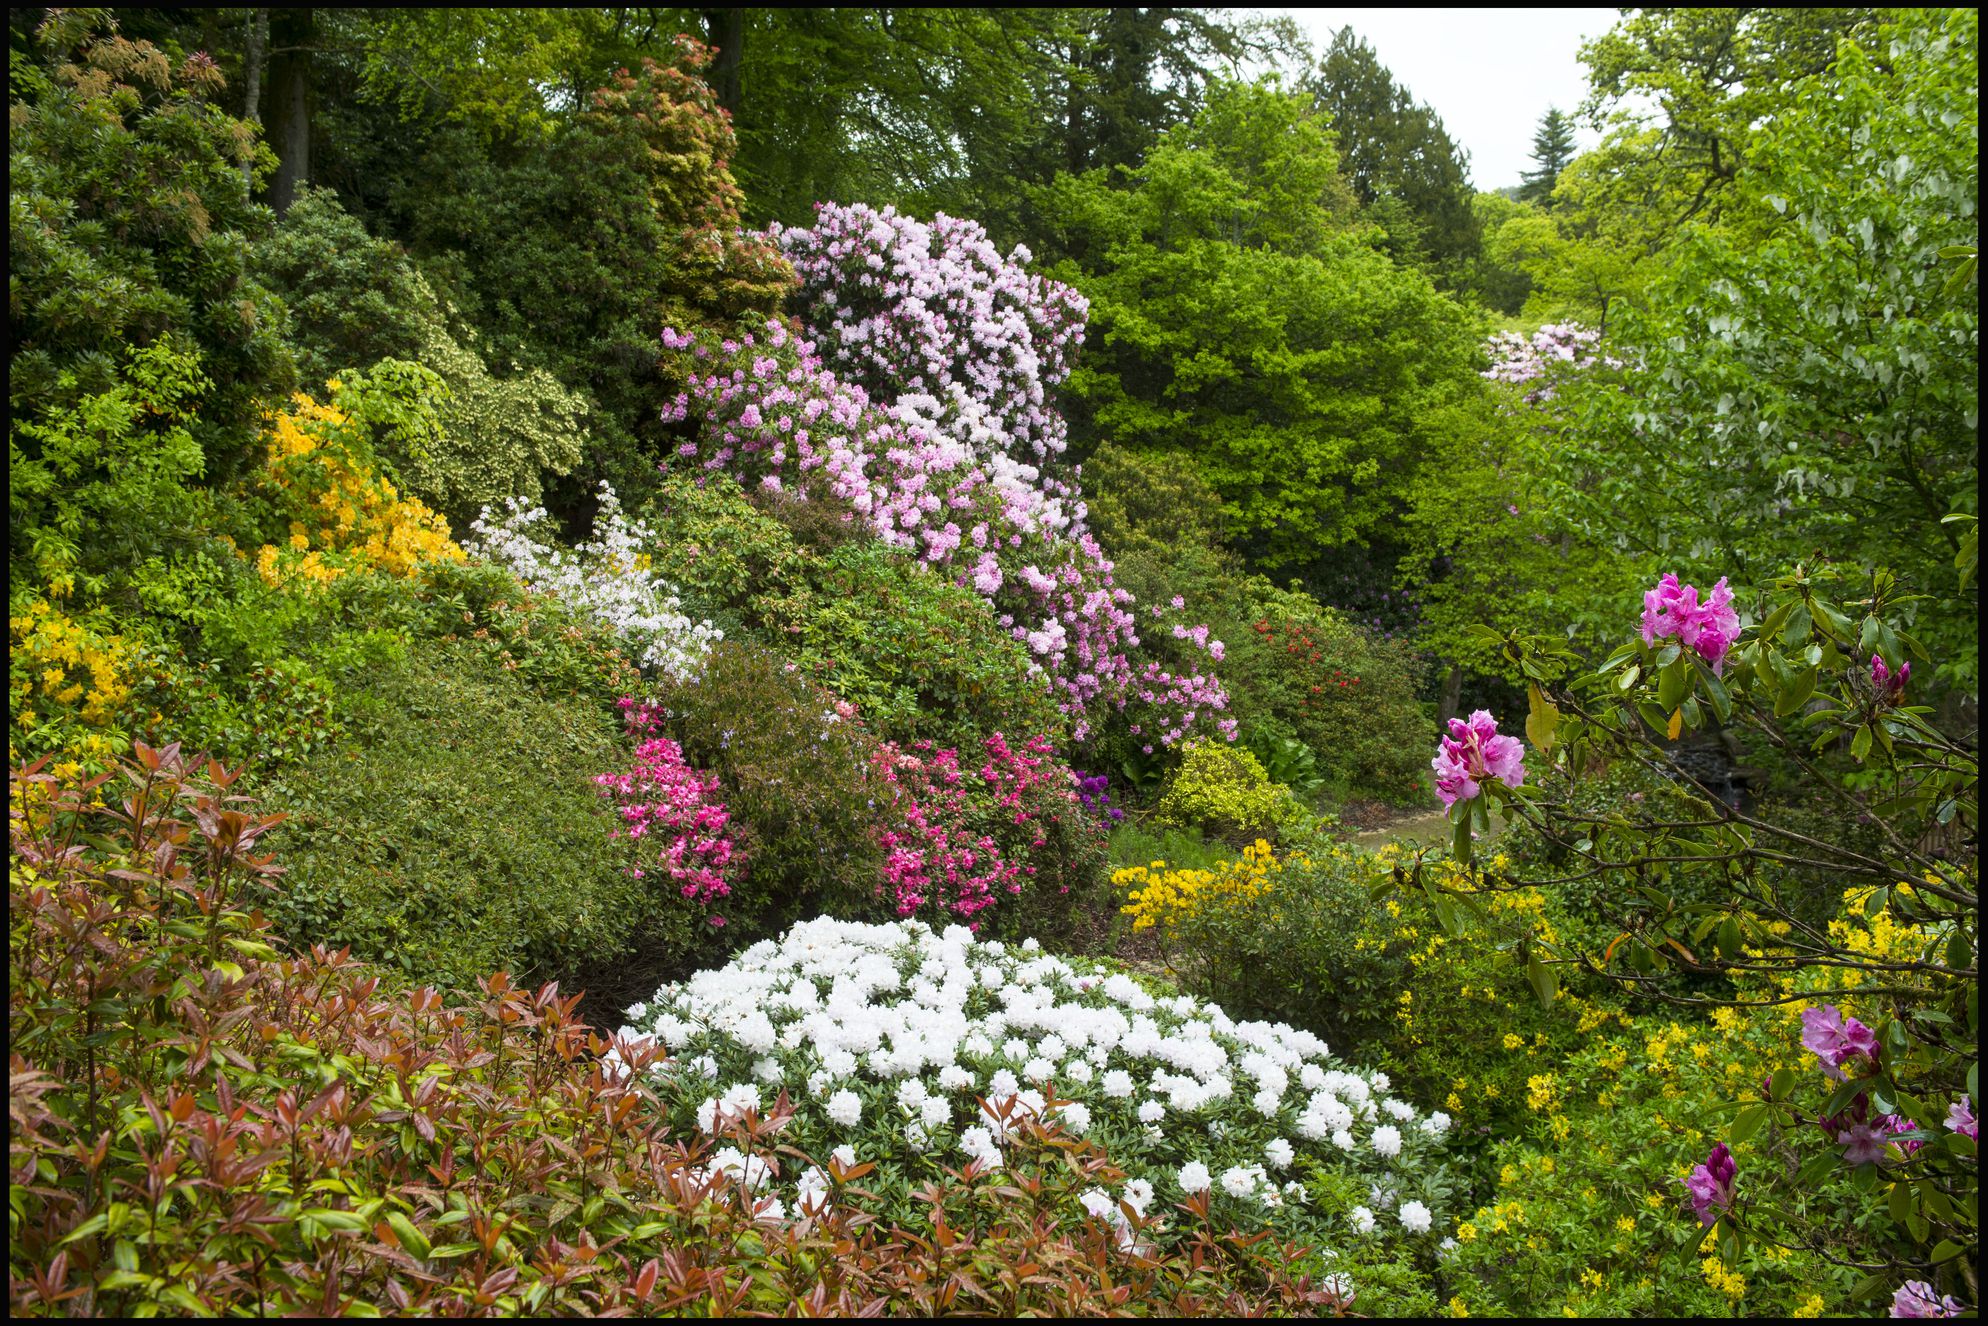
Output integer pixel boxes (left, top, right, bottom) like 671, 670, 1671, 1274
9, 749, 1341, 1317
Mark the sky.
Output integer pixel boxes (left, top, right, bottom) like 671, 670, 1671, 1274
1255, 8, 1623, 190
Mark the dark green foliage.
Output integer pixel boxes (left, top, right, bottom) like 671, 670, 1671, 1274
1518, 108, 1576, 205
400, 48, 791, 503
263, 637, 665, 987
641, 475, 1062, 751
9, 19, 294, 596
651, 642, 891, 940
1308, 29, 1481, 282
1083, 445, 1432, 805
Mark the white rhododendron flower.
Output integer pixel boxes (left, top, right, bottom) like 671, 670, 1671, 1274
618, 917, 1449, 1245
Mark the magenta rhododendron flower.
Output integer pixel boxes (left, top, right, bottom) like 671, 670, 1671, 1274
1684, 1143, 1737, 1226
1800, 1004, 1879, 1078
1431, 710, 1525, 809
1947, 1096, 1977, 1140
1892, 1281, 1965, 1317
1871, 654, 1911, 701
1880, 1113, 1925, 1156
1641, 573, 1741, 673
596, 700, 739, 905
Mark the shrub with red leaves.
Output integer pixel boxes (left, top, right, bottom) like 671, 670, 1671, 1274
8, 749, 1347, 1317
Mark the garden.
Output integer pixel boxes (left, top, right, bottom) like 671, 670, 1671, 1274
7, 6, 1977, 1318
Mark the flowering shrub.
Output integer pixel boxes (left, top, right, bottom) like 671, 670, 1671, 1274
251, 390, 465, 587
1481, 322, 1619, 402
598, 699, 740, 907
1154, 738, 1309, 844
1433, 560, 1977, 1313
618, 916, 1459, 1287
660, 212, 1239, 752
7, 596, 147, 775
772, 202, 1089, 466
6, 754, 1344, 1318
1431, 709, 1526, 810
467, 483, 722, 679
871, 732, 1107, 934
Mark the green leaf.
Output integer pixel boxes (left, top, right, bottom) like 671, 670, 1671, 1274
1525, 684, 1559, 756
1729, 1104, 1769, 1145
1524, 952, 1558, 1006
1658, 656, 1689, 709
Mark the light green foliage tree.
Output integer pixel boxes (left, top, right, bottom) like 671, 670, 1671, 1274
1482, 164, 1650, 332
1045, 81, 1490, 569
1307, 28, 1480, 284
9, 16, 294, 598
1555, 8, 1979, 687
1579, 6, 1883, 229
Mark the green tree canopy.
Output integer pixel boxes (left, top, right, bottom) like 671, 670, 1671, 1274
1517, 107, 1576, 206
1042, 80, 1490, 568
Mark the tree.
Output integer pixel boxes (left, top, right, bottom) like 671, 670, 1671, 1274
1041, 81, 1490, 568
1307, 28, 1480, 284
1547, 10, 1980, 689
1517, 107, 1575, 206
9, 14, 295, 596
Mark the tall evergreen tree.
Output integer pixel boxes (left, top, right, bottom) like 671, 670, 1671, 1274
1518, 106, 1576, 204
1307, 29, 1478, 284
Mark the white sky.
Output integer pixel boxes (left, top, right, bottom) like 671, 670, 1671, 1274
1253, 8, 1623, 190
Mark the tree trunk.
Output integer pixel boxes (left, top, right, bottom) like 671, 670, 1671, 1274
240, 8, 269, 188
1438, 663, 1464, 729
266, 8, 315, 214
702, 9, 744, 115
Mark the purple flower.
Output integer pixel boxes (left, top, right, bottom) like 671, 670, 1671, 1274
1684, 1143, 1737, 1226
1641, 573, 1742, 674
1837, 1121, 1889, 1166
1892, 1281, 1964, 1317
1880, 1113, 1926, 1156
1431, 710, 1526, 809
1946, 1096, 1977, 1140
1800, 1004, 1879, 1078
1871, 654, 1911, 702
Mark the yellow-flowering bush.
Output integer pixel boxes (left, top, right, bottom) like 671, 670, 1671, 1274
251, 391, 464, 588
8, 596, 148, 775
1153, 738, 1308, 843
1114, 838, 1290, 933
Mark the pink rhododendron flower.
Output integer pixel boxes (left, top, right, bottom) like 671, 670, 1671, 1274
1684, 1142, 1736, 1226
1892, 1281, 1965, 1317
1946, 1096, 1977, 1140
1837, 1121, 1889, 1166
1431, 710, 1525, 809
1641, 573, 1741, 673
1800, 1004, 1879, 1078
1880, 1113, 1924, 1156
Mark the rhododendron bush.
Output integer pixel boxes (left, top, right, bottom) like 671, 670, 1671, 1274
659, 202, 1235, 753
1416, 562, 1977, 1313
618, 916, 1459, 1279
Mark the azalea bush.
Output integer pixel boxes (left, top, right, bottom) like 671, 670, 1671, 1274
873, 732, 1108, 935
6, 752, 1348, 1318
1419, 562, 1978, 1314
467, 484, 722, 679
617, 915, 1458, 1311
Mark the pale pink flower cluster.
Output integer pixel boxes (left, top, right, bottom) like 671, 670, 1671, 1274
1640, 573, 1741, 674
1430, 710, 1526, 809
772, 202, 1088, 465
596, 699, 738, 906
661, 240, 1233, 749
1482, 322, 1619, 403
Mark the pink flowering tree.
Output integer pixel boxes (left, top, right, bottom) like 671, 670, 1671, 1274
1421, 561, 1977, 1307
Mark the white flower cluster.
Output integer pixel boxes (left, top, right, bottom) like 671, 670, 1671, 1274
619, 916, 1450, 1243
465, 482, 722, 678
